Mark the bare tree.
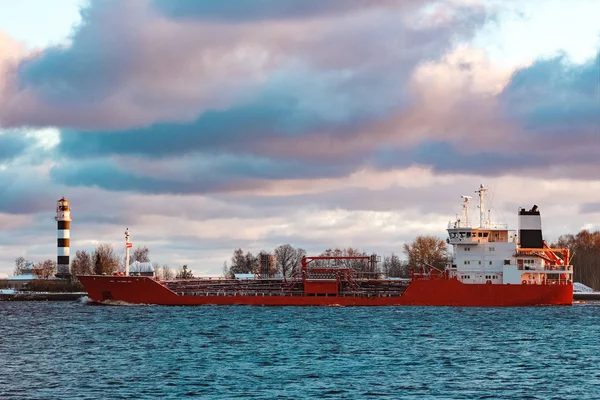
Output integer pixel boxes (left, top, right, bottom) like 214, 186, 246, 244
222, 261, 232, 278
13, 256, 28, 276
344, 247, 369, 272
317, 248, 369, 271
382, 253, 408, 278
71, 250, 93, 277
403, 235, 448, 270
93, 244, 120, 275
162, 264, 174, 280
151, 263, 173, 280
290, 248, 306, 277
131, 246, 150, 263
274, 244, 305, 277
33, 260, 57, 279
152, 262, 161, 278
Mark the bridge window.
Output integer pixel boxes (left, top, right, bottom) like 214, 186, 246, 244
489, 261, 492, 265
489, 247, 495, 251
504, 260, 510, 265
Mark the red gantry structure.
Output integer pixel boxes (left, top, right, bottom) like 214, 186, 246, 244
79, 185, 573, 306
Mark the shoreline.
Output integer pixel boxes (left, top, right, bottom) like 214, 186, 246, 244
0, 292, 87, 301
574, 293, 600, 301
1, 292, 598, 302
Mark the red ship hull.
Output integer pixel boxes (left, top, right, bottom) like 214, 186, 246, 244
78, 276, 573, 307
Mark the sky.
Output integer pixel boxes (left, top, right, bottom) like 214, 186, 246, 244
0, 0, 599, 278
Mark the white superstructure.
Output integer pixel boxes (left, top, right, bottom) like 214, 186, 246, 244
446, 185, 572, 285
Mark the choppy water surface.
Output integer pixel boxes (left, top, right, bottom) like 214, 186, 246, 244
1, 301, 599, 399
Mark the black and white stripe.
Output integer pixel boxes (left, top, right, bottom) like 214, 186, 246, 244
55, 198, 72, 278
518, 206, 543, 249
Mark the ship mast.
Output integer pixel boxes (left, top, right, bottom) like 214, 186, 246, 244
461, 195, 471, 227
476, 184, 488, 228
125, 228, 131, 276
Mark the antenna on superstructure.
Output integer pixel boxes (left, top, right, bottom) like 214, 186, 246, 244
475, 184, 488, 228
461, 195, 472, 227
125, 228, 131, 277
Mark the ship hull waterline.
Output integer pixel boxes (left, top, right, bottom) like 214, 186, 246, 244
78, 276, 573, 307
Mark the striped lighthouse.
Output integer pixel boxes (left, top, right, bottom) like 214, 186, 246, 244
55, 197, 72, 279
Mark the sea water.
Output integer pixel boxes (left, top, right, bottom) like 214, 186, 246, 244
0, 301, 599, 399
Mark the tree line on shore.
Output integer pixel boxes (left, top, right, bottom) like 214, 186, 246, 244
222, 236, 449, 279
12, 257, 58, 279
552, 230, 600, 290
11, 244, 193, 281
9, 229, 600, 290
10, 239, 435, 282
68, 244, 193, 280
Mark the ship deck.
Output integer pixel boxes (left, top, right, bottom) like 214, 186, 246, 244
162, 278, 410, 298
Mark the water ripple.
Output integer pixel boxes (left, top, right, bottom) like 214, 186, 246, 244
0, 303, 599, 399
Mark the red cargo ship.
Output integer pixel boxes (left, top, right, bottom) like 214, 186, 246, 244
79, 185, 573, 306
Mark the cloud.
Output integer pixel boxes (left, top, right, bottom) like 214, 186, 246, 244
581, 202, 600, 214
55, 63, 402, 161
500, 52, 600, 137
0, 1, 271, 129
0, 30, 25, 71
365, 49, 600, 179
0, 31, 26, 127
0, 164, 64, 215
0, 213, 32, 232
9, 44, 599, 199
0, 0, 487, 131
494, 51, 600, 178
152, 0, 406, 22
0, 131, 29, 162
49, 153, 354, 195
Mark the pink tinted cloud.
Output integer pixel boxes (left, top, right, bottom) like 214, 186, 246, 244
0, 0, 483, 130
